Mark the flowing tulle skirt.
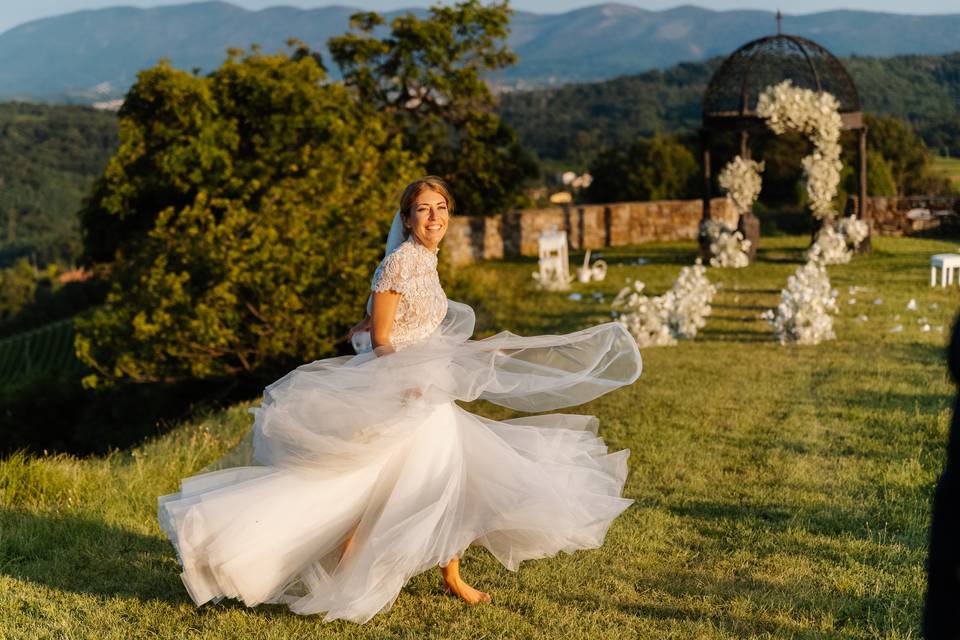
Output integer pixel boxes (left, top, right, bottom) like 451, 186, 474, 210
158, 300, 641, 623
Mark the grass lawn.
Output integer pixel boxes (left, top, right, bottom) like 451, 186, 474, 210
1, 235, 956, 639
931, 156, 960, 191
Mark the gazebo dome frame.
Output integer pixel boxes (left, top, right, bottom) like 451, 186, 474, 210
699, 31, 870, 257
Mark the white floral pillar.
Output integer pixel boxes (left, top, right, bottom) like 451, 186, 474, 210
700, 132, 762, 264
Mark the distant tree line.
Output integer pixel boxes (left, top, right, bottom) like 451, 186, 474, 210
580, 113, 950, 212
499, 52, 960, 165
0, 102, 118, 270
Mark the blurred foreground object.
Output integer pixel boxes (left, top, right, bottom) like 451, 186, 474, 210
924, 316, 960, 637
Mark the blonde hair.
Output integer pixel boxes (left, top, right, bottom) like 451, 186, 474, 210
399, 176, 455, 232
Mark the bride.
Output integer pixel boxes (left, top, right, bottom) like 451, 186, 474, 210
158, 176, 643, 623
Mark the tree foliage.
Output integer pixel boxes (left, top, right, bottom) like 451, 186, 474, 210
864, 114, 951, 195
499, 52, 960, 176
499, 61, 713, 167
585, 135, 698, 203
328, 1, 537, 215
0, 103, 118, 269
0, 259, 38, 321
75, 45, 419, 387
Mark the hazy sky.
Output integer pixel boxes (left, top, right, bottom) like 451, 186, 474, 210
2, 0, 957, 34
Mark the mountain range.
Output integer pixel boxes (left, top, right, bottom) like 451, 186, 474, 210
1, 1, 960, 101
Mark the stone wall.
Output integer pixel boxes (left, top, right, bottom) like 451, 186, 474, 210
444, 197, 737, 265
860, 196, 960, 236
443, 195, 960, 265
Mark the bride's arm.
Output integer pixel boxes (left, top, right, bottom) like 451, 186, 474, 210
371, 289, 423, 401
370, 290, 401, 356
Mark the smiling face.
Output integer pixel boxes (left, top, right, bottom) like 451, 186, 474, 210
403, 187, 449, 251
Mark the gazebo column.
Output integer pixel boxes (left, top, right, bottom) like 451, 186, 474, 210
699, 129, 712, 260
856, 125, 872, 253
736, 129, 760, 263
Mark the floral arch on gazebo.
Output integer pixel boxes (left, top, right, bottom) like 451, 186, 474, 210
699, 29, 869, 262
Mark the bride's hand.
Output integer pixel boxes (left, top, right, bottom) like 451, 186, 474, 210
347, 315, 371, 341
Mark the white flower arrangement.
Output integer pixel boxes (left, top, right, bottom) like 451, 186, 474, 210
808, 224, 851, 265
762, 254, 839, 345
807, 215, 870, 265
718, 155, 764, 217
756, 80, 843, 220
710, 230, 751, 268
710, 156, 762, 268
699, 219, 751, 269
611, 281, 676, 347
839, 215, 869, 247
612, 259, 717, 347
668, 260, 718, 338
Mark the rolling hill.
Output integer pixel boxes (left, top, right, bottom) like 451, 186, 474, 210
0, 1, 958, 100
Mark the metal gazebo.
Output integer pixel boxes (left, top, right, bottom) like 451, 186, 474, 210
700, 27, 869, 259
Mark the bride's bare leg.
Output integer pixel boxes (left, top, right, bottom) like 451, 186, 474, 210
442, 557, 491, 605
340, 523, 359, 561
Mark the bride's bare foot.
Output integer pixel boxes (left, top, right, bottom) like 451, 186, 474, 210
441, 558, 491, 605
445, 577, 492, 605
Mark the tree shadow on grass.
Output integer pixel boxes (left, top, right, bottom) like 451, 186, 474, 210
807, 342, 950, 411
836, 389, 951, 416
616, 578, 835, 639
882, 341, 948, 367
623, 499, 924, 635
756, 247, 807, 265
549, 549, 839, 638
755, 254, 806, 265
0, 508, 306, 619
712, 303, 770, 313
619, 607, 830, 639
0, 508, 184, 604
667, 497, 926, 565
697, 327, 775, 343
624, 247, 699, 266
540, 308, 612, 333
730, 288, 783, 295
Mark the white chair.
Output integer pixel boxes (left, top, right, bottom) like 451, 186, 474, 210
532, 226, 573, 291
930, 254, 960, 287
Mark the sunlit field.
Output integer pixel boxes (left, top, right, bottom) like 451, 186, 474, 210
932, 156, 960, 191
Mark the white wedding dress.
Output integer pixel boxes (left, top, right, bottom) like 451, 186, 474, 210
158, 237, 642, 624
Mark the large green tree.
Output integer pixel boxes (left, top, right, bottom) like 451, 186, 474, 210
75, 44, 419, 387
585, 134, 698, 203
328, 0, 537, 215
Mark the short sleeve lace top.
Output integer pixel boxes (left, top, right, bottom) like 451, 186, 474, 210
370, 238, 448, 349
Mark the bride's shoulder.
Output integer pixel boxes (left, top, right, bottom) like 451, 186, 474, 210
372, 241, 416, 292
379, 240, 416, 269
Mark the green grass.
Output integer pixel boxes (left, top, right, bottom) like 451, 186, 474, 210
1, 235, 956, 639
931, 156, 960, 190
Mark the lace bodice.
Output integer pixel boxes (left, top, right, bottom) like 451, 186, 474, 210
370, 238, 448, 349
